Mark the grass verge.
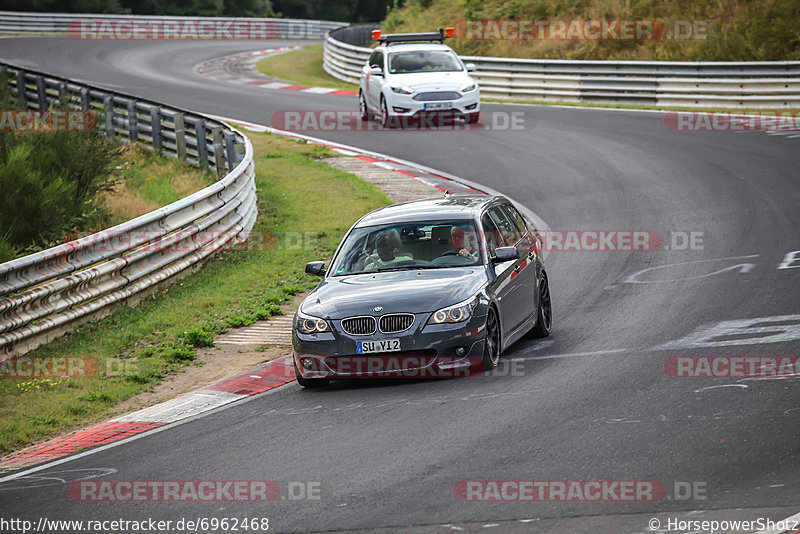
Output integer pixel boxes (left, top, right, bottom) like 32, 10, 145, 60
255, 44, 359, 92
0, 132, 392, 455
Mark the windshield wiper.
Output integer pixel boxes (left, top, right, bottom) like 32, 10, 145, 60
373, 265, 468, 273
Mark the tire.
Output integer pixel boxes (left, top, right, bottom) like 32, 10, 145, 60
359, 92, 369, 122
295, 363, 330, 389
529, 273, 552, 338
481, 306, 501, 370
466, 112, 480, 124
380, 97, 390, 128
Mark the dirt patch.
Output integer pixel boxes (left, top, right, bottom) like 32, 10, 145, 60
107, 292, 306, 418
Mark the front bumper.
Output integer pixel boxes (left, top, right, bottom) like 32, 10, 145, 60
385, 90, 480, 117
293, 312, 487, 380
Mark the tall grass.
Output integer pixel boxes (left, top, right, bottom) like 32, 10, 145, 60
383, 0, 800, 61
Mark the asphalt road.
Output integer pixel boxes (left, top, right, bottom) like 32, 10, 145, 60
1, 37, 799, 533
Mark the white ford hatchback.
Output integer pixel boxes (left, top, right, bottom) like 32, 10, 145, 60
359, 29, 480, 127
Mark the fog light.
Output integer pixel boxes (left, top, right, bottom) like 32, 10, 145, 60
465, 103, 477, 110
455, 347, 466, 356
301, 358, 314, 369
393, 107, 410, 113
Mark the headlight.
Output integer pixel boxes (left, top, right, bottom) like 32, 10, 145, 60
391, 86, 414, 95
295, 311, 330, 334
459, 81, 476, 93
428, 296, 478, 324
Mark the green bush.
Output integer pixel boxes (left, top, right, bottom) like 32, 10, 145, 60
0, 80, 122, 258
180, 327, 215, 348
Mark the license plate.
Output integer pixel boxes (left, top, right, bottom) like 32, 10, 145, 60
424, 102, 452, 110
356, 339, 401, 354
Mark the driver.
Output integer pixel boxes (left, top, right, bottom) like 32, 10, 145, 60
364, 229, 413, 270
450, 225, 479, 259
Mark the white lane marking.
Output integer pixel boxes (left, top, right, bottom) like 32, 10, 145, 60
624, 255, 758, 284
778, 250, 800, 270
659, 314, 800, 350
261, 82, 291, 89
332, 148, 360, 156
301, 87, 337, 94
694, 384, 748, 393
509, 348, 629, 361
0, 468, 117, 491
0, 380, 296, 484
112, 390, 245, 424
755, 510, 800, 534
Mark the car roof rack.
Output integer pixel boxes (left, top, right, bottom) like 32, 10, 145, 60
372, 28, 454, 45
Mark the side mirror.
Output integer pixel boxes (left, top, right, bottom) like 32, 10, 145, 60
465, 63, 477, 72
370, 66, 383, 77
492, 246, 519, 263
305, 261, 326, 276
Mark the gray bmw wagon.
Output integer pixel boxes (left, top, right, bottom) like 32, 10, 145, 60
292, 194, 552, 388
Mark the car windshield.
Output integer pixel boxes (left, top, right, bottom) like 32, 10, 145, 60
387, 50, 463, 74
329, 220, 484, 276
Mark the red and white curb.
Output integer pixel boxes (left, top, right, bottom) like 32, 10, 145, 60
208, 115, 550, 235
0, 116, 549, 476
0, 355, 295, 472
194, 47, 358, 96
212, 116, 488, 197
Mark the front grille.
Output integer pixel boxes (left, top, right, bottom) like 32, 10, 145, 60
379, 313, 415, 333
413, 91, 462, 101
341, 316, 377, 336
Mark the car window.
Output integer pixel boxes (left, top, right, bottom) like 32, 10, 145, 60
387, 50, 462, 74
501, 204, 528, 235
328, 220, 484, 276
368, 51, 383, 70
481, 214, 501, 257
487, 206, 518, 246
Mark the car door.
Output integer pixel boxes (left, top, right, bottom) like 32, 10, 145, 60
482, 210, 526, 342
365, 50, 385, 110
499, 203, 539, 326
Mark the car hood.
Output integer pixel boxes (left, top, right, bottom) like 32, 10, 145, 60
389, 71, 473, 91
301, 267, 488, 319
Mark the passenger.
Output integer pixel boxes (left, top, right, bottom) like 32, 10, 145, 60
364, 230, 413, 270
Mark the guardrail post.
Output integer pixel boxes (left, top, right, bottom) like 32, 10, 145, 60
150, 106, 162, 153
224, 131, 237, 172
174, 112, 187, 161
16, 71, 26, 106
194, 118, 208, 169
103, 94, 114, 138
80, 87, 90, 110
127, 100, 138, 142
35, 75, 47, 110
57, 81, 67, 106
210, 125, 225, 178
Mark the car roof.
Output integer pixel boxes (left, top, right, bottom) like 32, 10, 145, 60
378, 43, 454, 53
354, 195, 506, 227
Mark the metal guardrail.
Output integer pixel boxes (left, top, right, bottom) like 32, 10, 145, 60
324, 26, 800, 108
0, 62, 258, 356
0, 10, 346, 39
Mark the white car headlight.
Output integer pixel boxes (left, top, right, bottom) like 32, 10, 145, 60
295, 311, 330, 334
459, 81, 476, 93
428, 296, 478, 324
391, 86, 414, 95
